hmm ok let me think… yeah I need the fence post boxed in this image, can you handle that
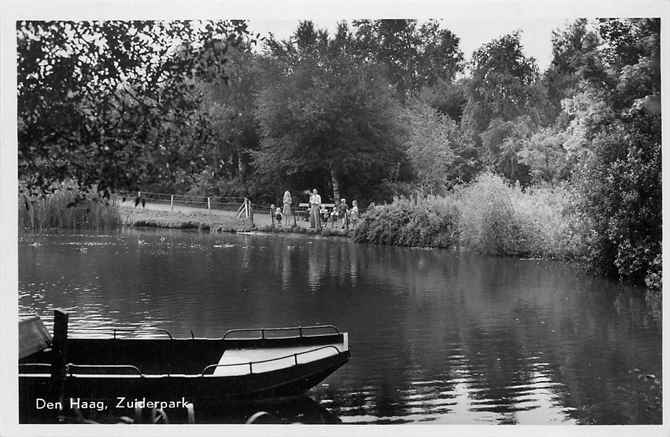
[170,195,174,211]
[248,199,254,226]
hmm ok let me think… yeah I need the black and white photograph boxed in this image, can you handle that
[1,0,667,434]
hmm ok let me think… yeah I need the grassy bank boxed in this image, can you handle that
[119,206,249,232]
[120,205,352,237]
[353,173,586,260]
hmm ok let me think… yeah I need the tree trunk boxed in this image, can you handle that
[330,167,340,202]
[237,152,247,183]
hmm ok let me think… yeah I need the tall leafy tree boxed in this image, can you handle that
[461,32,543,145]
[417,78,469,123]
[254,22,406,202]
[17,20,251,195]
[199,43,263,189]
[543,19,602,120]
[517,127,569,185]
[479,116,535,185]
[402,100,478,193]
[352,19,464,97]
[567,18,661,288]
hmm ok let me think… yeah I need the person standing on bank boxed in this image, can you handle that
[350,200,360,226]
[309,188,321,230]
[339,198,349,230]
[282,190,294,228]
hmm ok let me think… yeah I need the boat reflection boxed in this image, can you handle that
[194,395,342,424]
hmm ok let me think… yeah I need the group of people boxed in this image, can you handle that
[308,188,360,231]
[270,188,360,231]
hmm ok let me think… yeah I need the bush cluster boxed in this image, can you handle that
[354,172,585,260]
[353,195,460,248]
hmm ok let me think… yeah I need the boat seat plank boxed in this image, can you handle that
[213,343,344,376]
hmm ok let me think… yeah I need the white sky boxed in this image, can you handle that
[247,17,577,72]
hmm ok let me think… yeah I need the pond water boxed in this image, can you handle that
[19,229,662,424]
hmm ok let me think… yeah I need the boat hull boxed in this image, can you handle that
[20,331,349,422]
[20,352,348,403]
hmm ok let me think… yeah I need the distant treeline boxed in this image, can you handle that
[17,19,660,288]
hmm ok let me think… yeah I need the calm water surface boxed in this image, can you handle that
[19,229,662,424]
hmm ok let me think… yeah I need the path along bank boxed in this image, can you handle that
[120,205,352,237]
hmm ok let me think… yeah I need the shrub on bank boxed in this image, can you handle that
[455,173,523,255]
[19,183,121,232]
[353,172,586,259]
[353,195,459,248]
[455,173,585,258]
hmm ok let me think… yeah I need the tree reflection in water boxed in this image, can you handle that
[19,230,662,424]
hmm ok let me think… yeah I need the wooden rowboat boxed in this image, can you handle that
[19,313,350,416]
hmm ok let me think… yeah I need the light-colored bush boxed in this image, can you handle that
[455,172,585,257]
[354,172,586,259]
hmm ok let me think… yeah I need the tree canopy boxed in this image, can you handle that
[254,25,406,201]
[17,20,252,194]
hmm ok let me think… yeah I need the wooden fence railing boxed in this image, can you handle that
[116,191,272,213]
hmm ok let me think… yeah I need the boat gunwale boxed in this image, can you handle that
[19,341,349,378]
[97,324,341,341]
[18,351,351,380]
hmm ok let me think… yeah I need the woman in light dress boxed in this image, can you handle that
[282,190,293,228]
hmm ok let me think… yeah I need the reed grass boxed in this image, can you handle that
[19,185,121,232]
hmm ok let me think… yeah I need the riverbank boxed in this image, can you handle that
[21,185,657,291]
[119,204,351,237]
[120,204,244,232]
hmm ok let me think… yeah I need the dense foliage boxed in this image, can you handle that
[17,18,661,289]
[253,24,406,202]
[354,195,460,248]
[17,20,253,195]
[568,19,661,289]
[354,173,584,259]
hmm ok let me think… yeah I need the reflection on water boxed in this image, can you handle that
[23,395,340,425]
[194,396,342,424]
[19,229,662,424]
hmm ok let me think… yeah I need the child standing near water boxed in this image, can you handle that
[350,200,360,226]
